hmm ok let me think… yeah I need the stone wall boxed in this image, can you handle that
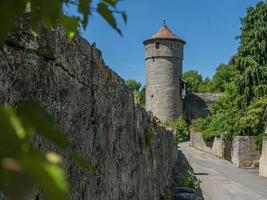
[231,136,260,168]
[260,137,267,177]
[191,133,260,168]
[184,93,222,121]
[190,132,227,159]
[0,15,176,200]
[194,93,223,106]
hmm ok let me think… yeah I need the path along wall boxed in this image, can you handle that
[190,133,260,168]
[0,14,176,200]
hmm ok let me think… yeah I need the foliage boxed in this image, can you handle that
[191,117,219,141]
[164,189,173,200]
[198,77,212,93]
[184,63,234,93]
[236,97,267,136]
[0,101,94,199]
[166,117,189,143]
[190,117,210,133]
[138,128,155,152]
[232,1,267,107]
[0,0,127,45]
[191,86,242,141]
[126,79,146,107]
[126,79,142,92]
[191,2,267,141]
[136,86,146,108]
[0,102,67,199]
[180,170,200,190]
[183,70,203,92]
[210,64,235,92]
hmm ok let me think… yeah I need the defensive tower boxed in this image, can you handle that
[143,22,185,121]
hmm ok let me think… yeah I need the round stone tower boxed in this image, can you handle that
[143,23,185,122]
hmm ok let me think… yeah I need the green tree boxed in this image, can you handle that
[183,70,203,92]
[232,1,267,107]
[165,117,189,143]
[192,1,267,141]
[198,77,212,93]
[211,64,234,92]
[0,0,127,45]
[126,80,146,107]
[126,79,142,92]
[136,86,146,108]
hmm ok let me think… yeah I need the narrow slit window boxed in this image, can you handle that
[155,42,160,49]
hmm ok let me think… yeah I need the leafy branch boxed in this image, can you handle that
[0,0,127,45]
[0,101,96,200]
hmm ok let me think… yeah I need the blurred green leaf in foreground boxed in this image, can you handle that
[0,0,127,45]
[0,101,94,200]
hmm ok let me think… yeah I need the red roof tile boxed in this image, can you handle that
[144,25,185,44]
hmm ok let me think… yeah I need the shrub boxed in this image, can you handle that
[180,170,200,190]
[190,117,210,133]
[166,117,189,143]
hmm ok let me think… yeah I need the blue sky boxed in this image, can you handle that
[71,0,261,86]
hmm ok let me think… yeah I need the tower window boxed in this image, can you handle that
[155,42,160,49]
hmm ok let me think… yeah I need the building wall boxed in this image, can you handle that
[145,40,184,121]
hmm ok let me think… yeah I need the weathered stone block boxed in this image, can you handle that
[190,132,229,159]
[232,136,260,168]
[260,137,267,177]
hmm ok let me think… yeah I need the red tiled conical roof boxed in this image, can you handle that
[144,25,185,44]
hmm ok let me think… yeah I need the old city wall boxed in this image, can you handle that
[0,15,177,200]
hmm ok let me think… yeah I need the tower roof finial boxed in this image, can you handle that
[163,17,166,26]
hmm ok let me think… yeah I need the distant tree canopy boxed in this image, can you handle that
[183,70,203,92]
[210,64,234,92]
[126,79,142,92]
[232,1,267,107]
[126,79,145,107]
[183,64,234,93]
[0,0,127,45]
[191,1,267,142]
